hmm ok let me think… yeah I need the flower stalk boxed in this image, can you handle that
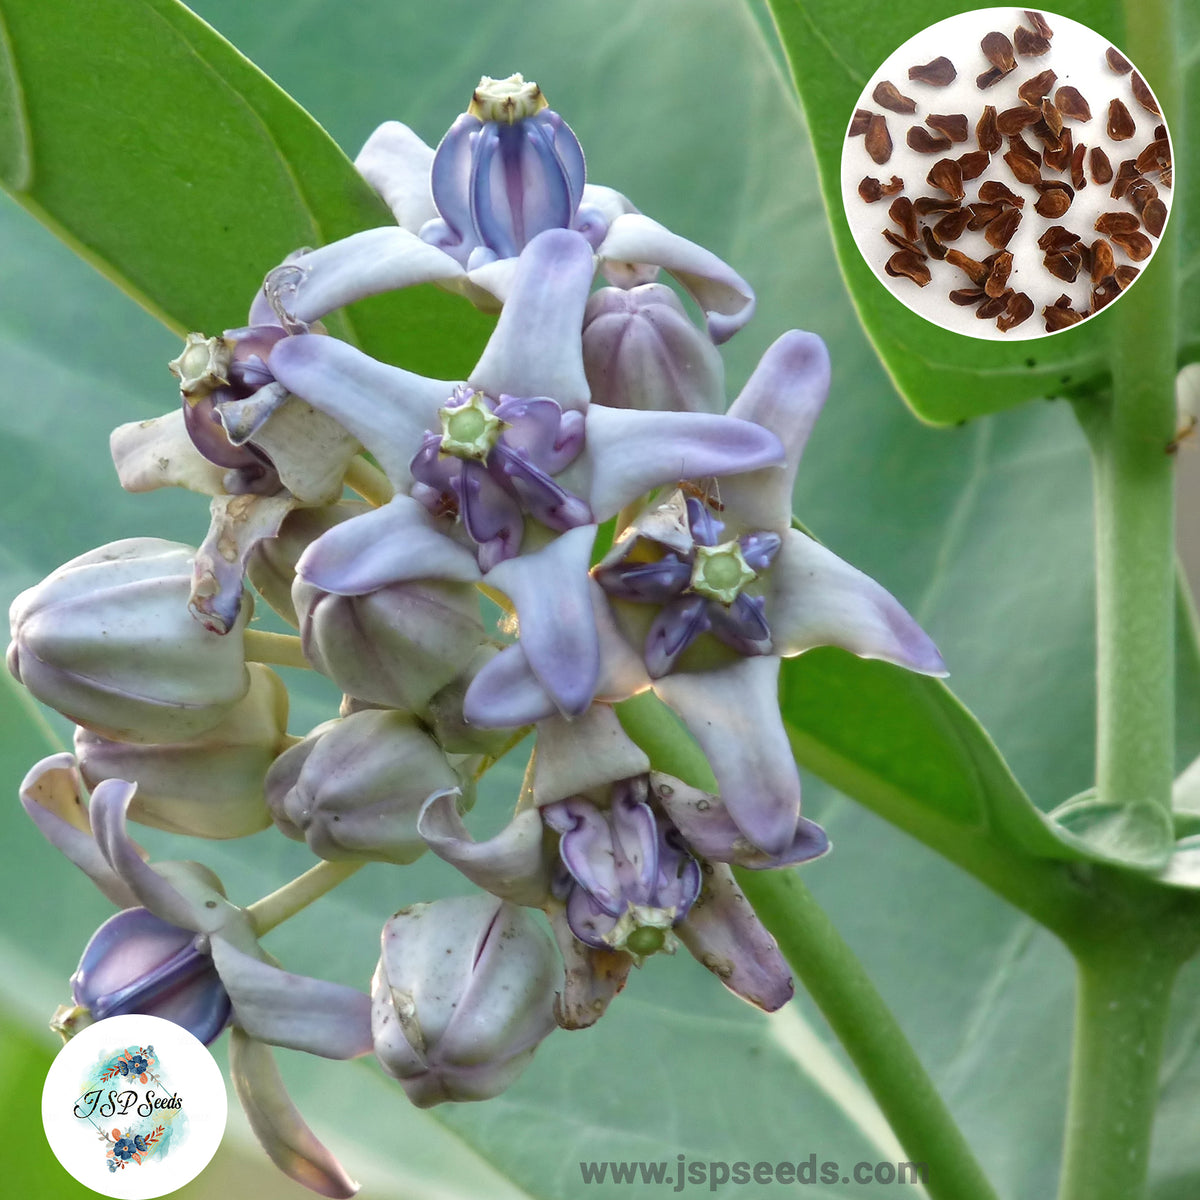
[244,629,313,671]
[246,860,365,936]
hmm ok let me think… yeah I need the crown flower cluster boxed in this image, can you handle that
[7,76,944,1197]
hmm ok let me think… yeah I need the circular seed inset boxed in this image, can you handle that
[842,7,1173,340]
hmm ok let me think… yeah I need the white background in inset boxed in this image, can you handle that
[840,6,1172,340]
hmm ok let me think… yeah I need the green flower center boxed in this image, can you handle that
[624,925,666,957]
[438,391,506,461]
[689,540,758,605]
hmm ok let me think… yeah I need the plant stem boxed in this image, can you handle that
[1057,936,1179,1200]
[736,868,1001,1200]
[244,629,311,671]
[246,860,364,936]
[343,455,394,507]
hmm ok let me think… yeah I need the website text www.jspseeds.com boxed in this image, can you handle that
[579,1156,929,1190]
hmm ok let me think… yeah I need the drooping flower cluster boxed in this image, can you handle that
[7,76,944,1197]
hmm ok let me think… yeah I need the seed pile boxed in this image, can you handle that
[847,10,1172,335]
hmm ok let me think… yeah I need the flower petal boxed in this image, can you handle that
[19,754,137,908]
[483,526,600,717]
[354,121,438,232]
[110,409,226,496]
[268,334,458,489]
[596,212,755,343]
[720,331,831,531]
[675,863,794,1011]
[580,405,784,522]
[229,1029,360,1199]
[461,643,560,727]
[770,529,947,675]
[418,789,550,905]
[545,906,632,1030]
[654,657,800,856]
[528,703,650,808]
[213,941,373,1059]
[469,228,595,412]
[297,496,481,596]
[268,227,463,325]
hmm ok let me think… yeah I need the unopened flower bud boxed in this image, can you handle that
[266,709,459,863]
[8,539,251,743]
[371,896,560,1107]
[583,284,724,413]
[294,576,488,712]
[74,664,290,839]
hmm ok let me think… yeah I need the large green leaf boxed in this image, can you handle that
[3,2,1200,1200]
[765,0,1200,423]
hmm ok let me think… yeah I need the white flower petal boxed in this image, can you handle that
[354,120,438,232]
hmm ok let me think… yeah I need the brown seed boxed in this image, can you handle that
[1131,73,1160,116]
[1038,224,1082,252]
[1106,47,1132,75]
[967,202,1004,231]
[885,250,932,286]
[1054,86,1091,124]
[997,104,1042,135]
[1030,117,1062,153]
[912,195,962,216]
[1071,143,1087,190]
[982,31,1016,71]
[881,176,906,195]
[1090,238,1115,283]
[1110,230,1153,261]
[1018,69,1057,105]
[873,80,917,114]
[977,106,1002,153]
[949,288,986,306]
[934,207,972,241]
[1126,177,1158,215]
[866,114,893,163]
[1025,11,1053,39]
[908,56,957,86]
[1095,210,1140,236]
[1035,187,1073,218]
[1090,146,1113,184]
[985,207,1023,248]
[1043,302,1084,332]
[1114,265,1140,288]
[979,180,1024,207]
[1091,277,1122,313]
[958,151,991,181]
[1043,128,1074,174]
[1004,150,1044,185]
[927,158,965,200]
[1014,26,1051,57]
[977,292,1012,319]
[1107,99,1136,141]
[985,250,1014,297]
[1076,240,1094,276]
[945,249,989,286]
[1041,98,1064,138]
[998,291,1034,332]
[907,126,953,154]
[1136,138,1170,176]
[884,228,924,255]
[1043,249,1082,282]
[889,196,918,241]
[1009,132,1042,164]
[1142,198,1167,238]
[849,109,873,137]
[976,65,1012,90]
[858,177,884,203]
[1110,158,1139,200]
[921,227,949,260]
[926,113,969,143]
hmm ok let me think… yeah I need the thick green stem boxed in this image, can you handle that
[246,860,364,935]
[737,869,1000,1200]
[1058,938,1179,1200]
[244,629,311,671]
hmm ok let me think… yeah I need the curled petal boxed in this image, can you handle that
[217,380,290,446]
[564,886,620,948]
[418,790,550,905]
[545,905,632,1029]
[484,526,600,717]
[528,703,650,808]
[459,459,525,568]
[708,593,772,658]
[297,496,481,596]
[269,335,457,489]
[19,754,136,908]
[461,642,559,728]
[675,863,794,1011]
[543,799,624,914]
[654,657,800,857]
[110,409,225,496]
[248,397,362,505]
[645,595,712,678]
[596,213,756,343]
[424,113,479,258]
[581,405,785,523]
[721,331,831,531]
[492,398,585,476]
[770,529,947,675]
[469,228,595,412]
[489,442,592,532]
[229,1029,359,1199]
[355,121,438,232]
[212,941,373,1059]
[593,553,690,603]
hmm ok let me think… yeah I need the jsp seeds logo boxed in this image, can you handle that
[42,1014,226,1199]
